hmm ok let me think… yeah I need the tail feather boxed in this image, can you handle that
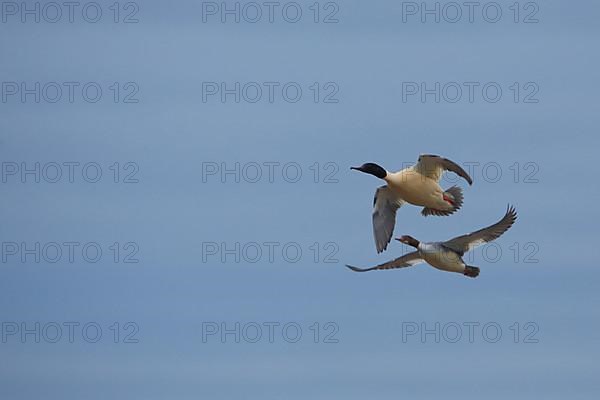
[463,265,480,278]
[421,186,464,217]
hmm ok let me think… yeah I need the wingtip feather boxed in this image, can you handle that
[506,204,518,221]
[346,264,367,272]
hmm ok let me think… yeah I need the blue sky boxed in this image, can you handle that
[1,1,599,398]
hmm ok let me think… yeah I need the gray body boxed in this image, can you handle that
[417,242,466,274]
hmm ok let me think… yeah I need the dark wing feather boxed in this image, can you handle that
[443,205,517,255]
[346,251,423,272]
[415,154,473,185]
[372,186,404,253]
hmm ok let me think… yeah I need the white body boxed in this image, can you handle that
[385,169,452,211]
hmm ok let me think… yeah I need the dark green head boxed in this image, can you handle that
[350,163,387,179]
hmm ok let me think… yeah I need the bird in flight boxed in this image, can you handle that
[351,154,473,253]
[346,206,517,278]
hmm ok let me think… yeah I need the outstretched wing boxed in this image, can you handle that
[414,154,473,185]
[443,205,517,255]
[346,251,423,272]
[372,186,405,253]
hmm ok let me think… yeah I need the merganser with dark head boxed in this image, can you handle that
[351,154,473,253]
[346,206,517,278]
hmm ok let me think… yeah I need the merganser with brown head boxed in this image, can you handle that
[351,154,473,253]
[346,206,517,278]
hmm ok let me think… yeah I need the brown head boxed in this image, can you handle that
[396,235,420,248]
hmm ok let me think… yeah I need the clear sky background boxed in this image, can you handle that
[1,0,599,398]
